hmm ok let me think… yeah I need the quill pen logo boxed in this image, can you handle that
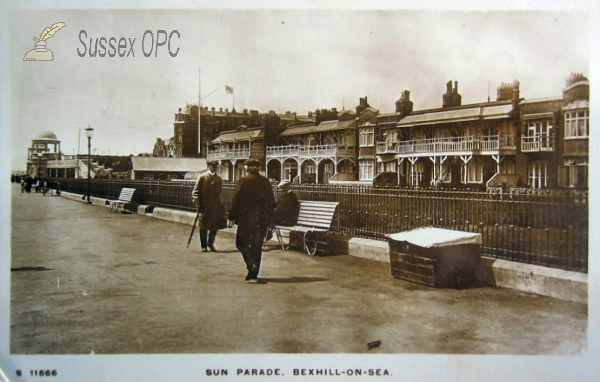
[23,22,66,61]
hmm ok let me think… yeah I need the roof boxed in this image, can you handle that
[520,96,563,105]
[34,131,59,141]
[523,112,556,121]
[280,119,356,136]
[211,128,263,143]
[46,159,79,169]
[562,100,589,111]
[131,157,207,172]
[398,102,513,127]
[359,106,379,114]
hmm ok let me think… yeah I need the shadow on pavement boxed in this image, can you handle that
[11,266,53,272]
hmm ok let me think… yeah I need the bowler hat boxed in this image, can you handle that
[244,158,263,167]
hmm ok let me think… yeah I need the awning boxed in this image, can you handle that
[280,119,356,137]
[523,112,555,121]
[398,107,481,127]
[398,103,514,127]
[481,104,513,120]
[211,129,263,143]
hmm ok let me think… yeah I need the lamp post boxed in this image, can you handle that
[36,152,42,180]
[85,126,94,204]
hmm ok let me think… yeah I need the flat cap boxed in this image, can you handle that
[244,158,263,167]
[277,180,291,188]
[207,160,219,166]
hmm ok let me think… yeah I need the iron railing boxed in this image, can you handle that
[54,178,588,273]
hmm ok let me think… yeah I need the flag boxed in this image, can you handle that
[225,85,234,94]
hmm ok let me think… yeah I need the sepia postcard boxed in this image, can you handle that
[1,1,598,381]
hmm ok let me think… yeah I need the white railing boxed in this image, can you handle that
[267,144,354,158]
[266,145,301,156]
[521,133,555,152]
[376,142,398,154]
[207,148,250,160]
[299,144,354,157]
[380,134,516,154]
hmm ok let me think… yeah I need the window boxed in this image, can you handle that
[467,163,483,183]
[528,162,548,189]
[359,128,374,147]
[304,162,316,174]
[220,162,230,181]
[381,161,397,173]
[359,160,374,180]
[283,161,298,181]
[441,162,452,183]
[565,110,589,138]
[410,161,425,187]
[565,161,587,188]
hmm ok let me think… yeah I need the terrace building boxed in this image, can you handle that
[388,80,520,189]
[207,125,267,182]
[266,107,358,183]
[173,104,261,158]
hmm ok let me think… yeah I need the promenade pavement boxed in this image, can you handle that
[10,184,587,354]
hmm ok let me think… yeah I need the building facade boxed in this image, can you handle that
[266,108,358,183]
[163,72,587,189]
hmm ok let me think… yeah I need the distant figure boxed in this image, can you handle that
[228,159,275,281]
[25,177,33,193]
[273,180,299,226]
[192,160,225,252]
[54,181,61,196]
[42,180,48,196]
[20,180,25,194]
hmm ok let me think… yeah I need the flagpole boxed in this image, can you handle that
[198,68,202,158]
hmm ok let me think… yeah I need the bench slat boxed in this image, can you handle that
[297,215,335,225]
[299,208,336,215]
[297,215,333,222]
[300,207,337,214]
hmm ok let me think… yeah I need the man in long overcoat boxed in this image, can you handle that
[228,159,275,281]
[192,160,225,252]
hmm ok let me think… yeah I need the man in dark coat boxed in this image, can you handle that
[228,159,275,281]
[273,180,299,226]
[192,160,225,252]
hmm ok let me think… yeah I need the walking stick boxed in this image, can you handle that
[187,207,202,248]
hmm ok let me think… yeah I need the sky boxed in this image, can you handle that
[6,6,590,171]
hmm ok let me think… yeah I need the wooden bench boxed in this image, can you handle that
[107,188,135,214]
[269,200,339,256]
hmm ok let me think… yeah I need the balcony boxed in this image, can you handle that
[299,144,354,157]
[207,148,250,161]
[267,145,300,157]
[521,133,555,153]
[377,135,516,156]
[267,144,355,159]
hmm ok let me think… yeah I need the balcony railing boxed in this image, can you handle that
[521,133,555,152]
[377,134,516,155]
[267,144,355,158]
[207,148,250,160]
[266,145,301,157]
[299,144,355,157]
